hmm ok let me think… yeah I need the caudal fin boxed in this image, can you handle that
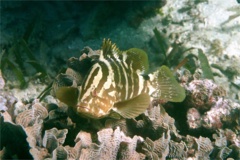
[150,65,186,102]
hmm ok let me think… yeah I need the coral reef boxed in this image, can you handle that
[1,0,240,159]
[1,91,239,159]
[16,101,48,128]
[183,77,240,131]
[1,48,240,159]
[78,127,144,160]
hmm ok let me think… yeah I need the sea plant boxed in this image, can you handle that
[153,28,196,71]
[153,28,214,80]
[1,56,27,89]
[0,19,48,89]
[37,82,53,101]
[198,49,214,80]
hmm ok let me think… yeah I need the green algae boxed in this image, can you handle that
[198,49,214,80]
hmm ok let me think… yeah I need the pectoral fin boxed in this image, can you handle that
[113,93,150,119]
[151,65,186,102]
[108,112,122,119]
[55,86,79,107]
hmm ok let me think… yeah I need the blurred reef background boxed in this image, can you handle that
[0,0,240,159]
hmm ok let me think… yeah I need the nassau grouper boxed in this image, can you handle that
[56,39,186,119]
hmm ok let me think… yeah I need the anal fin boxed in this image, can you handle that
[113,93,150,119]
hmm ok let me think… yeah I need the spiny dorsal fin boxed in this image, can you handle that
[101,40,149,73]
[55,86,79,107]
[113,93,150,119]
[101,39,120,57]
[124,48,149,73]
[150,65,186,102]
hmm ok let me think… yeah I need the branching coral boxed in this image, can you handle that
[142,130,170,159]
[202,98,240,130]
[78,127,144,160]
[185,135,213,159]
[1,93,239,159]
[42,128,68,153]
[185,79,219,111]
[184,79,240,131]
[15,101,48,127]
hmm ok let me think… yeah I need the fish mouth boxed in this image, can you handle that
[77,105,89,112]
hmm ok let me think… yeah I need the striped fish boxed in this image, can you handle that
[56,39,185,119]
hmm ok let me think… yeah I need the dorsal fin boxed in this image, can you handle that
[101,39,120,58]
[124,48,149,73]
[101,39,149,73]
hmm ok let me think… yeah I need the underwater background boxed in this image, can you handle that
[0,0,240,159]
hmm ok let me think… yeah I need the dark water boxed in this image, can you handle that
[1,1,166,76]
[1,1,164,47]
